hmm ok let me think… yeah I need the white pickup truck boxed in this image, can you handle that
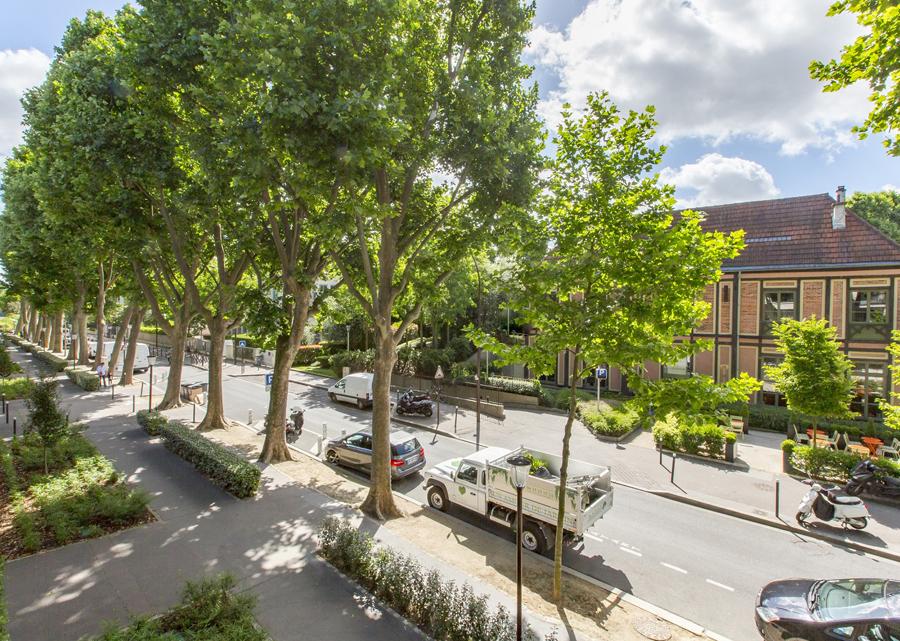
[423,446,613,554]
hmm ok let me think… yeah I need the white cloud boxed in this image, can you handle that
[528,0,871,154]
[0,49,51,160]
[660,153,780,207]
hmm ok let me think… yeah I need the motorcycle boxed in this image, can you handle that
[286,407,304,439]
[844,460,900,498]
[396,389,433,417]
[796,479,870,530]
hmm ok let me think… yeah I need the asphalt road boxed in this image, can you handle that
[135,360,900,641]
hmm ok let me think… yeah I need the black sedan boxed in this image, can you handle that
[756,578,899,640]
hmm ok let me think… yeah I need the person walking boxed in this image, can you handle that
[96,361,108,387]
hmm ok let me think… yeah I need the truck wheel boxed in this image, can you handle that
[427,486,448,512]
[521,521,548,555]
[328,392,337,402]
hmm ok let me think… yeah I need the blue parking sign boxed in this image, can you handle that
[596,367,608,379]
[265,373,273,386]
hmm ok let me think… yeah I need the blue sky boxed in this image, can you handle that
[1,0,897,206]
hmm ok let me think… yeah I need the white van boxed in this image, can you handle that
[90,341,151,374]
[327,372,374,409]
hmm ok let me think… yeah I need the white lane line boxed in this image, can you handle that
[660,562,687,574]
[706,579,735,592]
[619,547,643,557]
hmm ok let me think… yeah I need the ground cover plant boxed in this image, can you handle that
[88,573,267,641]
[0,432,151,558]
[0,378,32,401]
[0,348,21,378]
[578,403,640,439]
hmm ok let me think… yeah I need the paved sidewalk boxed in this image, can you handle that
[288,369,900,559]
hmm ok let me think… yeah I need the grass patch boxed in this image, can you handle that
[292,363,337,379]
[0,433,151,558]
[88,573,267,641]
[0,378,33,400]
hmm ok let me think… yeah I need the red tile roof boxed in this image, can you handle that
[684,193,900,271]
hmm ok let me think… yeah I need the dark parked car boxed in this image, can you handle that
[324,428,425,480]
[756,578,899,641]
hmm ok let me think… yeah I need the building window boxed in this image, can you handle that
[762,290,796,334]
[759,354,787,407]
[662,356,692,379]
[851,361,885,419]
[722,284,730,303]
[848,289,890,340]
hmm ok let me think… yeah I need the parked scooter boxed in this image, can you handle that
[286,407,304,438]
[844,460,900,498]
[396,389,433,417]
[796,479,870,530]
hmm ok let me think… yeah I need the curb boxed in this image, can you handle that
[652,490,900,563]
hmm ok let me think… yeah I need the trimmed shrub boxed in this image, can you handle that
[292,344,323,366]
[0,377,33,400]
[136,410,168,436]
[579,404,639,438]
[319,517,534,641]
[31,349,67,372]
[65,367,100,391]
[790,446,866,482]
[157,421,261,498]
[732,403,892,440]
[326,349,375,373]
[652,414,727,458]
[463,375,542,398]
[781,439,796,453]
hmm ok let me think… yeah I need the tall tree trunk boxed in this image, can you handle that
[119,308,143,386]
[77,309,89,366]
[260,290,310,464]
[198,319,231,431]
[67,303,78,361]
[53,311,64,353]
[360,321,402,520]
[157,311,191,410]
[27,308,38,342]
[14,300,26,336]
[47,314,57,350]
[95,262,107,366]
[108,305,136,377]
[553,347,579,603]
[36,313,46,348]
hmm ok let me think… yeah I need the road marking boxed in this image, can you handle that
[619,546,642,557]
[705,579,734,592]
[660,562,687,574]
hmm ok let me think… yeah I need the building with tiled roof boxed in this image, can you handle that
[552,187,900,418]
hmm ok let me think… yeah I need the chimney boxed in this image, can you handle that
[832,185,846,230]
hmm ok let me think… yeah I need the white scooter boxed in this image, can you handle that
[796,479,870,530]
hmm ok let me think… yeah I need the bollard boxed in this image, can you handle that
[670,452,676,484]
[111,384,115,399]
[659,448,663,465]
[132,395,136,414]
[140,381,145,397]
[248,409,253,425]
[13,418,16,437]
[775,480,781,519]
[5,403,8,424]
[1,394,5,412]
[454,407,459,434]
[193,403,197,424]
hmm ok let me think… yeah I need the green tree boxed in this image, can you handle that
[764,317,855,447]
[848,190,900,242]
[810,0,900,156]
[25,379,69,474]
[879,330,900,432]
[470,92,743,601]
[631,373,761,426]
[319,0,542,520]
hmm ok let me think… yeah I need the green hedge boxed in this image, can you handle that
[319,517,533,641]
[731,403,893,440]
[326,349,375,373]
[0,377,33,400]
[156,421,261,498]
[136,410,168,436]
[652,414,727,458]
[458,375,542,398]
[65,367,100,392]
[31,348,67,372]
[292,344,323,366]
[790,445,900,483]
[579,404,640,438]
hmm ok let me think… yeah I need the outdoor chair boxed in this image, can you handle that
[842,431,862,449]
[877,438,899,460]
[820,431,840,450]
[790,424,809,445]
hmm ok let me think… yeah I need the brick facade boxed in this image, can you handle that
[801,280,825,320]
[739,281,760,335]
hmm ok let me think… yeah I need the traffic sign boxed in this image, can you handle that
[238,339,247,348]
[265,373,273,386]
[596,367,608,379]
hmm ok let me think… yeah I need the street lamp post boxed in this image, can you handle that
[506,453,531,641]
[434,365,444,429]
[345,324,350,351]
